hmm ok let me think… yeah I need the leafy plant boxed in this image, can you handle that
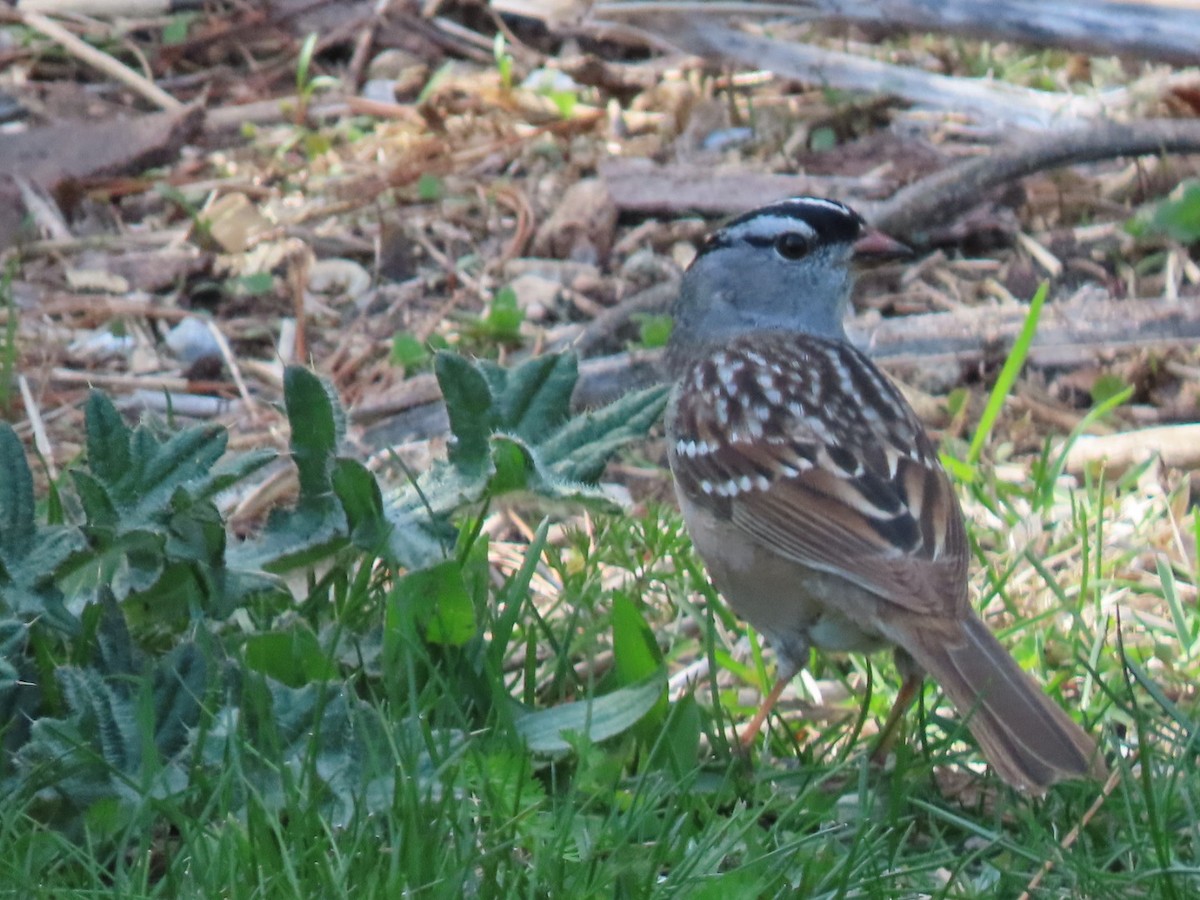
[1128,179,1200,243]
[294,32,339,120]
[0,426,83,633]
[475,285,525,344]
[389,331,431,374]
[416,173,443,201]
[493,33,515,91]
[542,87,578,120]
[65,392,275,615]
[522,69,582,120]
[10,593,207,834]
[0,351,668,852]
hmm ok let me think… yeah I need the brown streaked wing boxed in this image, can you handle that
[730,471,967,618]
[671,336,970,618]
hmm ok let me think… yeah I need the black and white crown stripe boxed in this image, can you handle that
[697,197,866,258]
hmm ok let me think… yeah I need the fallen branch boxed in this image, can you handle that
[645,17,1096,128]
[852,293,1200,374]
[0,105,204,190]
[589,0,1200,66]
[12,9,182,110]
[1062,425,1200,477]
[360,293,1200,447]
[14,0,183,14]
[870,119,1200,242]
[598,158,890,215]
[599,120,1200,243]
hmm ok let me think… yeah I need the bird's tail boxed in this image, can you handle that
[896,614,1106,793]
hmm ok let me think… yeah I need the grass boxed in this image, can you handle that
[6,8,1197,895]
[3,367,1199,898]
[4,458,1195,900]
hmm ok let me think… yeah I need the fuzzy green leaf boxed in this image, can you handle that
[230,368,358,577]
[83,394,233,519]
[383,491,455,570]
[486,352,575,442]
[540,383,669,484]
[0,425,84,633]
[1130,179,1200,243]
[152,642,207,759]
[395,353,667,536]
[78,392,238,533]
[84,392,132,487]
[233,496,347,574]
[332,458,391,552]
[284,366,343,499]
[388,558,476,647]
[243,625,337,686]
[436,352,496,475]
[68,392,274,608]
[486,434,616,511]
[0,522,82,633]
[436,352,579,474]
[0,424,34,551]
[94,592,139,679]
[70,469,118,528]
[199,678,447,828]
[203,449,277,498]
[13,625,209,827]
[56,666,139,775]
[0,618,36,753]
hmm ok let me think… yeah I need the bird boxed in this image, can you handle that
[663,196,1105,793]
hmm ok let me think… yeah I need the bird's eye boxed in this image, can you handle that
[773,232,810,260]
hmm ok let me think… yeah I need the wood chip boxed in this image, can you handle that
[1064,424,1200,477]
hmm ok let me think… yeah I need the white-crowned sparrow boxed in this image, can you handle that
[665,197,1105,793]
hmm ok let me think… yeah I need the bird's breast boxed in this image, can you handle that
[675,487,891,667]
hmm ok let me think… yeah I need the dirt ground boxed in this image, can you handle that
[4,5,1200,509]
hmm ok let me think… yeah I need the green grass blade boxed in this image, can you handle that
[966,281,1048,468]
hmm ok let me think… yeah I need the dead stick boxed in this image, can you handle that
[1063,425,1200,477]
[15,10,181,110]
[358,294,1200,446]
[871,120,1200,242]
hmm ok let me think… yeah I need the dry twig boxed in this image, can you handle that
[14,9,182,110]
[871,119,1200,242]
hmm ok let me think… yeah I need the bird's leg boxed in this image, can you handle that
[739,658,800,749]
[869,651,924,765]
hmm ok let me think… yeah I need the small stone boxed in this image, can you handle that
[521,68,579,93]
[308,258,372,306]
[619,248,677,285]
[67,330,135,363]
[507,274,562,321]
[204,193,271,254]
[361,79,398,104]
[165,316,221,365]
[367,48,425,81]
